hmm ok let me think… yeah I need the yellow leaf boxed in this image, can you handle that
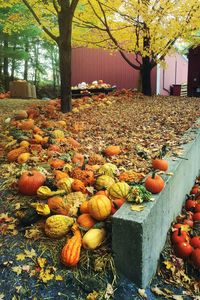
[130,204,145,212]
[25,228,41,239]
[12,266,22,275]
[37,257,47,268]
[16,253,26,261]
[55,274,63,281]
[24,248,37,259]
[138,288,148,298]
[163,260,175,270]
[38,268,54,283]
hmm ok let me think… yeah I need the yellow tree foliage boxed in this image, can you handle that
[73,0,200,94]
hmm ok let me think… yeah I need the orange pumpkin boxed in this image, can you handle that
[79,201,89,214]
[144,172,165,194]
[7,147,28,162]
[18,170,46,195]
[152,159,168,171]
[72,168,95,186]
[50,158,65,169]
[71,153,85,167]
[88,195,112,220]
[71,179,87,193]
[18,119,35,130]
[67,137,81,148]
[77,213,97,229]
[104,145,121,157]
[61,223,82,267]
[47,196,70,215]
[53,170,68,181]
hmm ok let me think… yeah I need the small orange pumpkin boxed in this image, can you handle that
[144,172,165,194]
[7,147,28,162]
[71,179,87,193]
[71,153,85,167]
[79,201,89,214]
[50,158,65,169]
[152,159,168,171]
[47,196,70,215]
[77,213,97,229]
[104,145,121,157]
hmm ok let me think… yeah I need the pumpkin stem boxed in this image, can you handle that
[178,227,182,236]
[151,171,156,179]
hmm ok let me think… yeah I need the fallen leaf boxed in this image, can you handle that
[55,274,63,281]
[138,288,148,298]
[38,268,54,283]
[130,204,145,212]
[37,257,47,268]
[12,266,22,275]
[16,253,26,261]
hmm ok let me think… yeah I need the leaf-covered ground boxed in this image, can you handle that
[0,93,200,300]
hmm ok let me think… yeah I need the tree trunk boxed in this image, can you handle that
[141,56,152,96]
[3,37,9,91]
[24,42,29,81]
[58,5,72,113]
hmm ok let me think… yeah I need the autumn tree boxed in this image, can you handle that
[73,0,200,95]
[1,0,80,112]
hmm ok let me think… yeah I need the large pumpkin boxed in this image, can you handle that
[109,181,130,199]
[88,195,111,220]
[18,170,46,195]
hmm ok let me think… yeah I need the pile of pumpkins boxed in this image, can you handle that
[4,102,168,267]
[171,179,200,270]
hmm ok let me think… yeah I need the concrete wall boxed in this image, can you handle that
[112,121,200,287]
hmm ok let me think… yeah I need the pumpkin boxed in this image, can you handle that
[33,134,43,143]
[191,248,200,268]
[88,153,105,165]
[88,195,111,220]
[174,242,193,259]
[30,144,43,152]
[119,170,145,182]
[111,198,125,214]
[44,215,74,238]
[95,175,115,191]
[82,228,106,250]
[72,168,95,186]
[37,186,65,198]
[67,137,81,148]
[47,196,70,215]
[109,182,130,199]
[18,170,46,195]
[104,145,121,157]
[53,170,68,182]
[50,158,65,169]
[61,223,82,267]
[144,172,165,194]
[48,144,61,152]
[19,119,35,130]
[7,146,28,162]
[71,179,87,193]
[56,178,74,193]
[152,159,168,171]
[14,110,28,120]
[190,236,200,249]
[52,129,65,139]
[77,213,97,229]
[57,120,67,127]
[97,163,118,178]
[17,152,30,164]
[71,153,85,167]
[79,201,89,214]
[95,190,108,196]
[185,199,197,211]
[20,140,30,148]
[171,228,190,244]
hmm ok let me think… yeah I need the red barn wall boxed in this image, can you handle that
[71,47,187,95]
[72,48,141,90]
